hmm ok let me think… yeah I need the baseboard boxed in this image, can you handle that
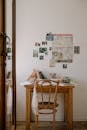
[73,121,87,127]
[16,121,87,127]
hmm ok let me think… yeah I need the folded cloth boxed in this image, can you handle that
[20,81,32,86]
[7,86,12,114]
[31,82,38,115]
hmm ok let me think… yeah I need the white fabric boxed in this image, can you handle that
[31,83,38,115]
[20,81,38,115]
[7,86,12,114]
[20,81,32,86]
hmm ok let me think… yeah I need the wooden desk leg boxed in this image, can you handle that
[64,93,68,122]
[26,89,31,130]
[68,88,73,130]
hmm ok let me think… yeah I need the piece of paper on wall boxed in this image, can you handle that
[33,49,38,57]
[74,46,80,54]
[46,32,54,41]
[49,59,56,67]
[51,34,73,64]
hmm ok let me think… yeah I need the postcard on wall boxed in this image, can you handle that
[39,55,44,60]
[74,46,80,54]
[52,34,73,63]
[46,32,54,41]
[33,49,38,57]
[53,34,73,47]
[39,47,47,53]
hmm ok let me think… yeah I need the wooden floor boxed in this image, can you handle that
[16,121,87,130]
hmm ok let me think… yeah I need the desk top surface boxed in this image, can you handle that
[24,83,74,89]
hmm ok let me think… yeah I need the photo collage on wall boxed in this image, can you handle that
[33,32,80,68]
[33,41,49,61]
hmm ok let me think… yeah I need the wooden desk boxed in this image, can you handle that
[24,84,74,130]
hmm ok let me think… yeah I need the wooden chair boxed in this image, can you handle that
[35,79,59,130]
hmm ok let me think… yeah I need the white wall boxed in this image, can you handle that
[16,0,87,121]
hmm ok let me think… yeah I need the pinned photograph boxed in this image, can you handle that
[42,41,47,45]
[33,49,38,57]
[49,47,52,51]
[74,46,80,54]
[46,32,54,41]
[39,47,47,53]
[35,42,40,46]
[39,55,44,60]
[63,64,67,69]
